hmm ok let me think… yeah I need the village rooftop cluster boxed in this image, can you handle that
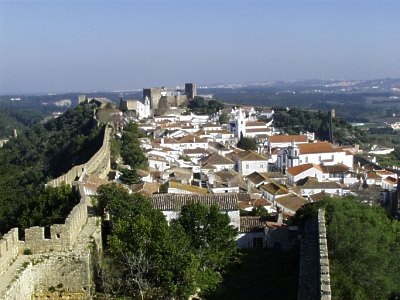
[83,85,399,249]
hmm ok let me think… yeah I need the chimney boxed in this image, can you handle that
[209,172,215,184]
[276,206,283,224]
[13,129,17,138]
[247,178,251,194]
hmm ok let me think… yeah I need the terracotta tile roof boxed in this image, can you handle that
[169,182,208,194]
[260,182,289,195]
[240,216,268,233]
[269,135,308,143]
[298,142,342,154]
[183,148,211,155]
[232,150,269,161]
[202,122,221,128]
[202,163,217,170]
[287,164,322,176]
[383,176,398,184]
[246,122,268,127]
[208,142,228,150]
[207,129,233,134]
[136,169,150,177]
[262,172,287,179]
[151,193,244,211]
[319,163,349,174]
[367,171,382,179]
[376,170,396,177]
[199,153,235,166]
[82,174,113,193]
[177,134,208,143]
[274,193,308,212]
[214,170,240,182]
[245,172,270,185]
[246,128,273,133]
[309,192,329,202]
[296,177,342,189]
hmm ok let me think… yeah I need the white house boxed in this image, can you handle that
[277,141,353,174]
[199,153,236,172]
[231,150,269,176]
[295,177,344,197]
[150,193,246,229]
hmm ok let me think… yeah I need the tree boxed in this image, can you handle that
[97,184,202,299]
[177,202,238,294]
[237,137,257,150]
[218,113,230,125]
[119,168,142,185]
[291,196,400,300]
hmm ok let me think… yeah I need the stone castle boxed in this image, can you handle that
[120,83,197,117]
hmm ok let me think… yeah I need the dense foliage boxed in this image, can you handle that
[292,197,400,300]
[0,107,45,137]
[187,97,224,115]
[120,121,147,169]
[97,183,238,299]
[237,137,257,150]
[0,103,104,235]
[273,107,367,145]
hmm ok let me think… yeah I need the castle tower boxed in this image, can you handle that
[143,88,162,110]
[144,96,150,118]
[78,95,86,104]
[185,83,197,100]
[236,108,246,138]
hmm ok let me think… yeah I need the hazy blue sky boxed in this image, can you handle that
[1,1,399,94]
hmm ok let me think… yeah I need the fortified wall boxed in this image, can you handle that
[298,209,331,300]
[47,126,111,187]
[0,121,111,299]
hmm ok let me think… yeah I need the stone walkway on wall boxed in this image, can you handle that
[0,254,31,296]
[0,211,102,300]
[298,216,320,300]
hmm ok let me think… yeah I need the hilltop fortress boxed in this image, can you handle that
[120,83,197,117]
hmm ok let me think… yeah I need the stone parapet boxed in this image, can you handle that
[318,209,331,299]
[298,208,331,300]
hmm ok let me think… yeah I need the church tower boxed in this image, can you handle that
[144,96,150,118]
[287,140,300,168]
[236,108,246,138]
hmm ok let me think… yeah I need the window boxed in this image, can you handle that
[246,164,250,170]
[260,164,264,169]
[305,157,308,163]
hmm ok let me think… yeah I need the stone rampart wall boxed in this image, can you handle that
[0,183,90,273]
[46,126,111,188]
[318,209,331,299]
[298,209,331,300]
[0,229,19,277]
[2,239,93,300]
[22,184,89,253]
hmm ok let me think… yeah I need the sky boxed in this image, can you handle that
[1,1,399,94]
